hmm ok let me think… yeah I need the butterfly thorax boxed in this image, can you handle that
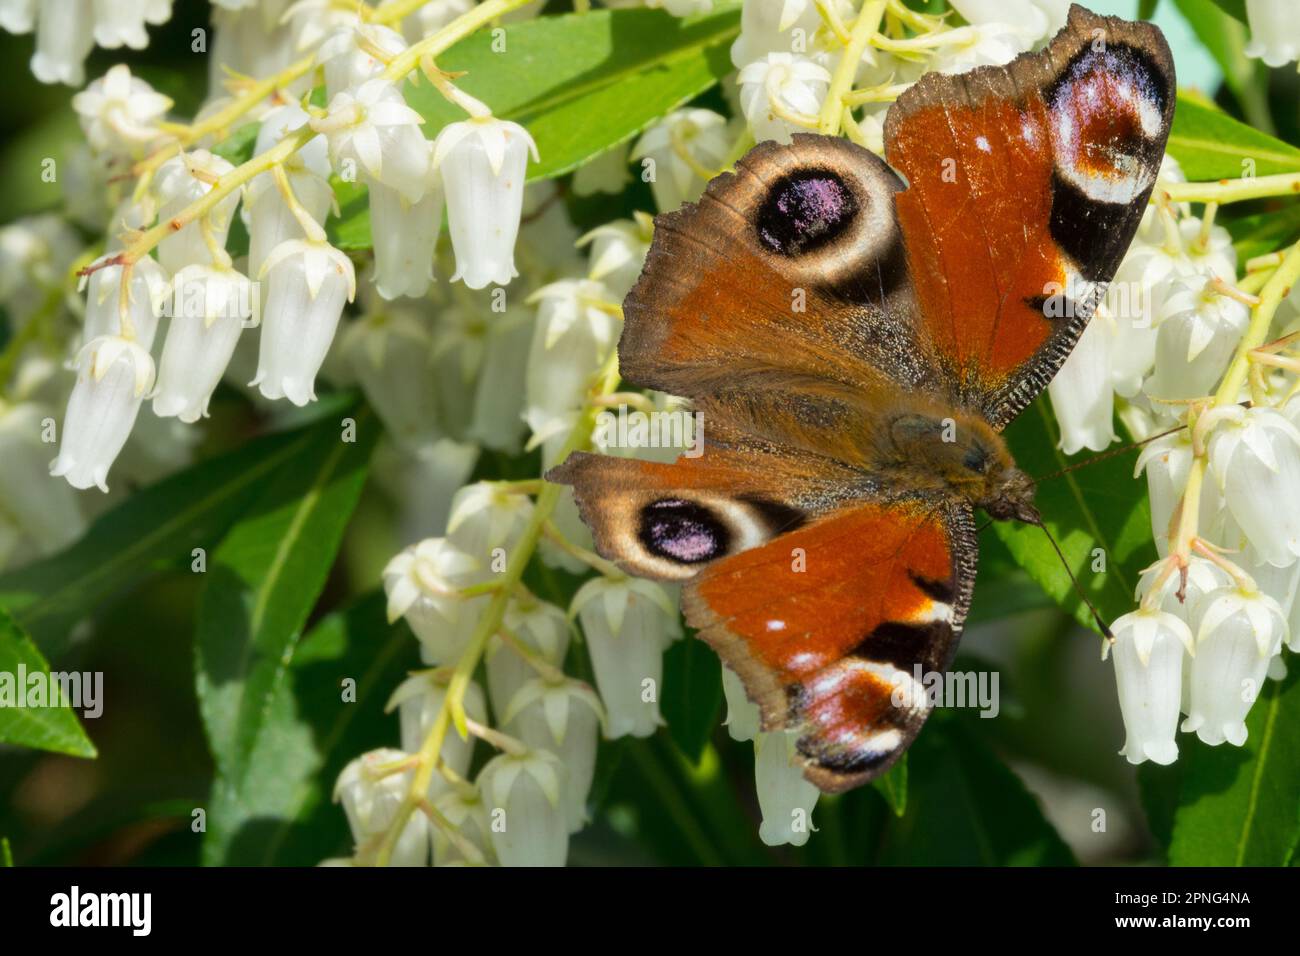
[879,406,1039,525]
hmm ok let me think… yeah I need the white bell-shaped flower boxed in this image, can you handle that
[1244,0,1300,67]
[80,254,168,350]
[737,52,829,144]
[31,0,94,86]
[339,307,441,452]
[315,21,408,101]
[929,22,1036,74]
[152,264,253,422]
[0,215,82,319]
[400,0,473,44]
[631,109,730,212]
[1183,583,1287,746]
[429,787,494,866]
[0,0,36,33]
[1207,406,1300,567]
[432,117,538,290]
[524,278,619,444]
[1107,607,1192,765]
[72,64,171,158]
[503,676,603,833]
[0,402,85,553]
[578,216,652,302]
[252,239,356,405]
[91,0,152,49]
[1048,303,1116,454]
[334,748,428,866]
[319,78,430,203]
[244,103,332,280]
[572,576,676,738]
[446,482,534,568]
[468,305,532,453]
[948,0,1069,43]
[754,730,819,847]
[367,169,441,300]
[1145,275,1248,403]
[1135,430,1225,556]
[153,149,239,274]
[487,598,570,724]
[387,672,486,797]
[477,748,568,866]
[730,0,823,69]
[722,665,761,742]
[571,143,631,198]
[383,536,483,663]
[50,335,154,492]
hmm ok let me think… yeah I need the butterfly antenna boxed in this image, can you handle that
[1032,423,1186,485]
[1032,517,1114,640]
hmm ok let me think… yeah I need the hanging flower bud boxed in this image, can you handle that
[339,306,442,453]
[432,117,538,290]
[1106,607,1192,765]
[477,748,568,866]
[1135,430,1225,556]
[1207,406,1300,567]
[1048,302,1116,454]
[50,335,154,492]
[1145,275,1249,403]
[30,0,94,86]
[153,149,240,274]
[318,78,430,203]
[631,109,730,212]
[387,672,486,797]
[152,264,253,422]
[524,278,619,453]
[578,216,652,302]
[72,64,171,158]
[252,239,356,405]
[929,23,1036,74]
[429,787,494,866]
[722,665,761,742]
[315,21,408,101]
[1183,583,1287,746]
[383,537,483,663]
[368,170,442,300]
[737,52,829,144]
[487,598,570,724]
[754,730,819,847]
[446,481,534,568]
[334,748,428,866]
[244,103,332,281]
[571,576,676,738]
[948,0,1068,44]
[571,143,631,198]
[0,402,85,553]
[468,304,532,453]
[0,0,36,34]
[1244,0,1300,67]
[730,0,823,69]
[80,254,168,350]
[503,677,603,832]
[91,0,153,49]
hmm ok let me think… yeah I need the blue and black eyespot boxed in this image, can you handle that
[638,498,730,565]
[756,169,859,258]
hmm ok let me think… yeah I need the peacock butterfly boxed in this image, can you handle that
[548,5,1175,792]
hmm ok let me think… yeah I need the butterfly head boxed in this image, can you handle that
[979,467,1040,526]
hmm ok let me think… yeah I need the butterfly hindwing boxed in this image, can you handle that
[885,3,1175,425]
[683,497,977,792]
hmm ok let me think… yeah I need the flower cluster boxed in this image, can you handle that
[5,0,1300,866]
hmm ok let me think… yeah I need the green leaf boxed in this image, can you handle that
[200,593,416,866]
[877,716,1075,865]
[995,398,1157,632]
[334,6,740,248]
[211,121,258,166]
[1169,96,1300,180]
[871,754,908,817]
[1206,0,1248,23]
[0,608,95,758]
[0,402,357,654]
[1138,0,1160,19]
[196,408,378,865]
[1167,668,1300,866]
[1226,202,1300,262]
[661,632,723,763]
[0,837,11,867]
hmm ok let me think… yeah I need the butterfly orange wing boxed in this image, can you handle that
[885,4,1174,425]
